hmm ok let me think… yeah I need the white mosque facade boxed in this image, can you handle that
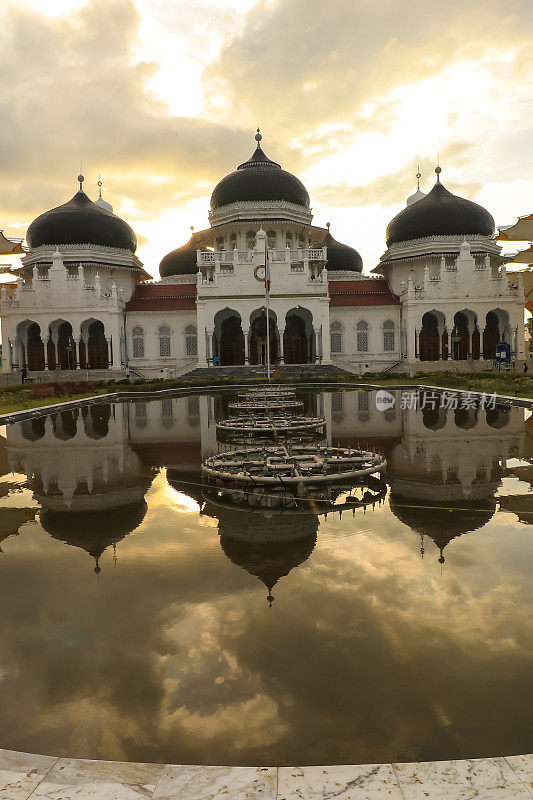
[0,133,525,377]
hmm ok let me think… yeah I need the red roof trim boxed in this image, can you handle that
[329,279,399,307]
[126,283,197,311]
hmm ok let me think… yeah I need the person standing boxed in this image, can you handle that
[21,366,27,383]
[125,365,130,379]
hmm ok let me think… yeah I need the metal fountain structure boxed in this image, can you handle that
[228,397,305,413]
[204,385,387,497]
[203,444,386,489]
[216,413,326,440]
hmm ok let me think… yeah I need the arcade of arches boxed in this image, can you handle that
[15,319,112,371]
[418,309,513,362]
[212,308,318,367]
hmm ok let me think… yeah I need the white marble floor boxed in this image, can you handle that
[1,749,533,800]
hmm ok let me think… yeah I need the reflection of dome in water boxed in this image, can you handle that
[389,494,495,561]
[216,508,318,606]
[39,500,147,573]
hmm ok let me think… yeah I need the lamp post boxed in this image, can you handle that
[451,327,461,361]
[65,334,74,370]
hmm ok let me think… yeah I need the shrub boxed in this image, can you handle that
[30,384,57,399]
[1,384,26,394]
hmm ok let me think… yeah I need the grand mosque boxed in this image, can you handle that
[0,131,525,377]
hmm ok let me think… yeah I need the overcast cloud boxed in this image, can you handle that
[0,0,531,274]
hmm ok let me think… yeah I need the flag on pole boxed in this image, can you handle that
[264,239,271,298]
[264,236,271,379]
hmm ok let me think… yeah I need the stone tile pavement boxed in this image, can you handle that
[1,748,533,799]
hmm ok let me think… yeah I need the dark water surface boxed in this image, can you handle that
[0,389,533,766]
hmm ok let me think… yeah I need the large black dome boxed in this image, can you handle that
[211,132,310,210]
[386,177,495,247]
[159,235,203,278]
[27,181,137,252]
[323,227,363,272]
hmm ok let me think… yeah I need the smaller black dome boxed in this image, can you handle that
[159,235,204,278]
[323,228,363,272]
[27,187,137,252]
[211,133,310,209]
[386,178,495,247]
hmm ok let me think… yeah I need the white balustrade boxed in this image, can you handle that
[197,247,326,267]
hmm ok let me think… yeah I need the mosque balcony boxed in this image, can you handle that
[0,280,124,310]
[197,246,327,268]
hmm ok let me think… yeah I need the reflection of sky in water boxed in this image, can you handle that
[0,391,532,766]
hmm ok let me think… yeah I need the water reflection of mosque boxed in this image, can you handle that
[330,390,524,563]
[3,389,528,587]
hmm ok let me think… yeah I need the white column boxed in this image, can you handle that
[406,316,417,361]
[41,339,48,370]
[279,328,285,363]
[106,337,113,367]
[206,331,214,365]
[13,337,20,369]
[197,326,207,367]
[50,336,58,370]
[313,328,320,363]
[243,329,250,363]
[73,337,80,369]
[322,323,331,364]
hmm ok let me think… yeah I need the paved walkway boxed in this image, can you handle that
[1,748,533,799]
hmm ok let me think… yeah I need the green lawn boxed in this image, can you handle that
[1,369,532,416]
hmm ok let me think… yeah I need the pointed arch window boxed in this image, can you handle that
[330,321,343,354]
[158,325,171,357]
[356,320,369,352]
[383,319,396,352]
[185,324,198,357]
[132,325,144,358]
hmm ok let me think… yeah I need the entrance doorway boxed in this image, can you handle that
[284,313,311,364]
[250,311,278,365]
[219,316,245,366]
[87,321,108,369]
[419,313,440,361]
[26,323,45,371]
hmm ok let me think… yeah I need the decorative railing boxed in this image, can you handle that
[197,247,327,266]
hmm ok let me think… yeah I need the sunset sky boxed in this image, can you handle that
[1,0,532,278]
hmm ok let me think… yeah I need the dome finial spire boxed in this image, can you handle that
[435,155,442,182]
[77,169,84,192]
[326,221,331,230]
[255,127,262,148]
[97,174,103,198]
[416,165,421,190]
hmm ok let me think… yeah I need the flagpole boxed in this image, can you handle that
[265,237,271,380]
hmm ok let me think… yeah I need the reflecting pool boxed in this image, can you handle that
[0,389,533,766]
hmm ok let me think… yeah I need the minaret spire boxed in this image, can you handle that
[255,127,262,148]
